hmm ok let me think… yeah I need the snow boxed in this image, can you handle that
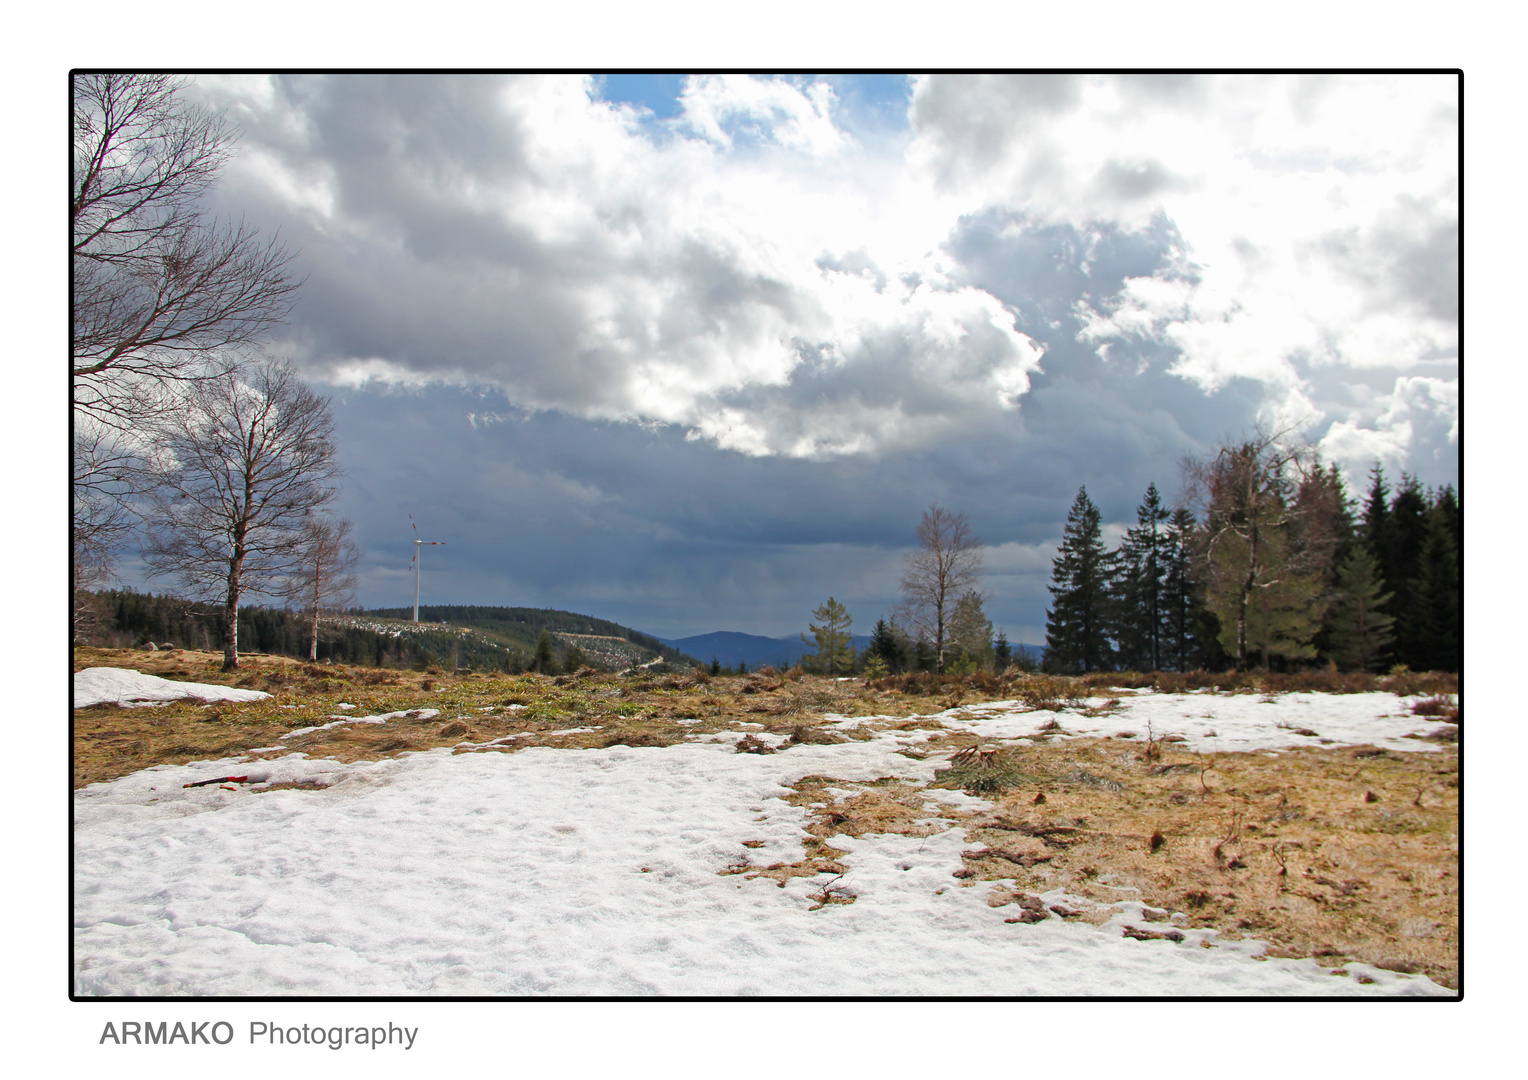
[73,666,272,708]
[939,690,1449,754]
[72,689,1455,997]
[282,708,440,738]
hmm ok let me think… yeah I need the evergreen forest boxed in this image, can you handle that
[1043,459,1460,675]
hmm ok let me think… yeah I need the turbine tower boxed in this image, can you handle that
[409,515,445,623]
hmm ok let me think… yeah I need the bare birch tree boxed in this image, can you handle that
[277,516,361,662]
[143,358,339,670]
[897,504,983,673]
[73,74,301,597]
[73,73,299,427]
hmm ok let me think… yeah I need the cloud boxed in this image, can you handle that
[191,74,1066,461]
[1319,375,1459,487]
[186,73,1454,489]
[677,75,846,157]
[911,74,1457,444]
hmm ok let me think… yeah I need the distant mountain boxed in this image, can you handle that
[656,630,873,669]
[658,629,1045,670]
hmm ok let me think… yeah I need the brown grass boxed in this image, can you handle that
[774,735,1458,988]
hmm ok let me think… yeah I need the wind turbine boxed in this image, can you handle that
[409,515,445,623]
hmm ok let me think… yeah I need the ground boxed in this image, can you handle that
[71,647,1459,995]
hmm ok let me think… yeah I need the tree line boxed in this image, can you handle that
[791,433,1457,679]
[73,74,357,670]
[1043,433,1459,674]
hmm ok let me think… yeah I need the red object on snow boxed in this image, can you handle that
[183,775,249,788]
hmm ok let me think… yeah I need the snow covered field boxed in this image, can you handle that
[73,681,1455,997]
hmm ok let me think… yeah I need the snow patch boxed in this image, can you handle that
[74,667,272,708]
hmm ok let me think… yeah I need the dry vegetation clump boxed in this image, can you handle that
[932,747,1041,796]
[1411,696,1460,726]
[1011,675,1087,712]
[869,671,981,696]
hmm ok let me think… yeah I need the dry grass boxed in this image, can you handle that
[780,736,1458,988]
[73,646,1458,988]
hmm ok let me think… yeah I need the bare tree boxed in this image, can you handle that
[277,516,361,662]
[897,504,983,673]
[73,74,300,428]
[72,428,138,618]
[73,74,302,603]
[1184,428,1343,669]
[143,357,340,670]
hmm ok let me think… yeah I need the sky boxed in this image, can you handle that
[141,73,1459,642]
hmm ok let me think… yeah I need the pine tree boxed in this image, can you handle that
[866,618,904,674]
[1434,483,1461,552]
[1325,545,1396,672]
[531,630,558,674]
[993,629,1013,672]
[1361,463,1391,562]
[1045,487,1114,673]
[1386,475,1431,668]
[947,590,993,670]
[1161,507,1199,671]
[802,597,855,675]
[1410,500,1461,672]
[1113,483,1171,671]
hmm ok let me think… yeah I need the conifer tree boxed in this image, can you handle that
[1113,483,1171,671]
[1161,507,1199,671]
[1434,484,1461,552]
[1325,545,1395,672]
[947,590,993,669]
[1361,463,1391,561]
[1044,487,1113,673]
[531,630,558,674]
[1386,475,1430,668]
[993,629,1013,672]
[1411,501,1461,672]
[802,597,855,675]
[866,618,905,674]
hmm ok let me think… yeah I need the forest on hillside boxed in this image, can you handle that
[76,591,693,674]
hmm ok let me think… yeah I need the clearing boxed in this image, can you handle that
[72,648,1459,996]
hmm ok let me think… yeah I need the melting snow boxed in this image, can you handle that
[72,688,1455,997]
[73,667,272,708]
